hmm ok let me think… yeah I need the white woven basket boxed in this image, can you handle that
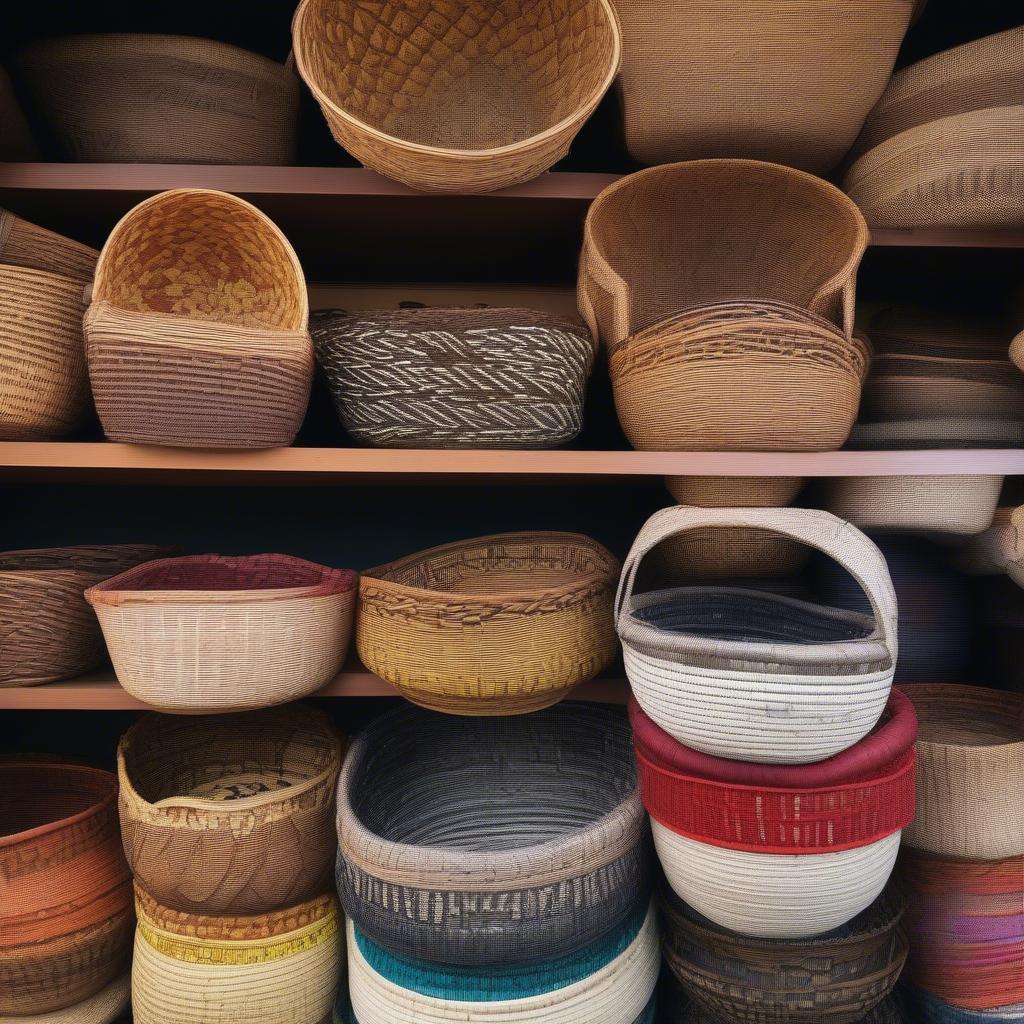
[0,973,129,1024]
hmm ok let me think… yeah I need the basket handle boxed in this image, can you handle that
[615,505,898,656]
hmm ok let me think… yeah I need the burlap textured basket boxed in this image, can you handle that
[118,706,343,915]
[131,887,342,1024]
[11,34,298,164]
[87,554,356,712]
[579,161,868,351]
[357,532,618,715]
[0,761,133,1016]
[900,684,1024,861]
[0,66,37,159]
[337,703,646,965]
[85,189,313,448]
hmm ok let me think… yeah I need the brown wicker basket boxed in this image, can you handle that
[0,64,38,159]
[0,208,99,282]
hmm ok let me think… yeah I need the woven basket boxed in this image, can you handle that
[671,991,908,1024]
[293,0,621,194]
[0,208,99,282]
[900,684,1024,861]
[0,760,133,1016]
[612,1,913,173]
[0,65,37,159]
[11,34,298,164]
[118,706,343,915]
[579,161,868,351]
[131,887,342,1024]
[912,988,1024,1023]
[618,506,898,764]
[85,188,312,448]
[86,554,356,712]
[337,702,646,965]
[357,531,618,715]
[0,972,130,1024]
[311,307,595,448]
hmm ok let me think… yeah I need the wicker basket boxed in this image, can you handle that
[357,531,618,715]
[293,0,621,193]
[900,684,1023,861]
[911,989,1024,1023]
[0,760,133,1016]
[85,189,313,448]
[311,307,595,448]
[579,161,868,351]
[618,506,898,764]
[131,887,342,1024]
[1,972,130,1024]
[0,544,174,688]
[337,702,646,965]
[86,554,356,712]
[612,0,913,173]
[0,65,38,159]
[0,208,99,282]
[609,300,870,451]
[11,34,298,164]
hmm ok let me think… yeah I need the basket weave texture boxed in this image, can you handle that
[0,972,130,1024]
[0,208,98,281]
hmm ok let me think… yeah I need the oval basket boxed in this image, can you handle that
[0,972,130,1024]
[337,702,646,964]
[0,760,133,1016]
[609,300,870,451]
[85,188,313,448]
[118,705,343,915]
[292,0,621,194]
[579,160,868,351]
[86,553,356,712]
[311,307,595,449]
[357,531,618,715]
[131,887,342,1024]
[900,684,1024,860]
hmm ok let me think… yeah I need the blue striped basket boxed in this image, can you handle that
[908,987,1024,1023]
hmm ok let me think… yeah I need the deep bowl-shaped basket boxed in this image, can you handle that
[357,531,619,715]
[337,702,647,964]
[293,0,621,193]
[118,706,344,915]
[86,554,356,712]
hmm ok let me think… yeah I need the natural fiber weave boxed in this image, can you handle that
[579,161,868,351]
[0,760,132,1016]
[357,531,618,715]
[900,684,1023,861]
[293,0,621,193]
[11,34,298,164]
[118,706,343,915]
[609,300,869,451]
[311,307,595,448]
[0,972,129,1024]
[87,554,356,712]
[0,66,37,160]
[912,988,1024,1023]
[0,208,98,282]
[337,702,646,964]
[86,188,312,448]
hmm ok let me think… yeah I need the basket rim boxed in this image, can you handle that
[0,543,175,576]
[899,683,1024,752]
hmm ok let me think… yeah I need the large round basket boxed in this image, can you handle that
[292,0,621,193]
[118,705,344,915]
[86,554,356,712]
[337,702,646,964]
[0,972,130,1024]
[85,188,312,448]
[357,531,618,715]
[0,760,133,1016]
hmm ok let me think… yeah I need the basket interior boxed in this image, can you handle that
[96,554,333,594]
[909,688,1023,747]
[0,764,110,837]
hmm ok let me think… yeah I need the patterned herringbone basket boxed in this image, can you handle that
[311,307,595,448]
[85,189,313,447]
[293,0,621,193]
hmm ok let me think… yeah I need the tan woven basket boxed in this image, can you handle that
[293,0,621,193]
[12,34,298,165]
[580,161,868,350]
[0,208,99,282]
[86,188,312,448]
[0,65,38,159]
[118,706,343,915]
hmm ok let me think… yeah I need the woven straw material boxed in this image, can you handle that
[0,972,129,1024]
[609,300,870,452]
[87,188,312,448]
[618,507,898,764]
[12,34,298,164]
[0,761,132,1016]
[0,544,173,688]
[337,702,646,965]
[87,554,356,712]
[311,307,595,449]
[0,208,98,282]
[900,684,1024,861]
[118,705,343,915]
[0,66,37,159]
[293,0,621,193]
[913,989,1024,1023]
[579,161,868,351]
[357,531,618,715]
[131,888,342,1024]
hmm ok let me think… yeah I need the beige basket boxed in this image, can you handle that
[0,65,38,159]
[293,0,621,193]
